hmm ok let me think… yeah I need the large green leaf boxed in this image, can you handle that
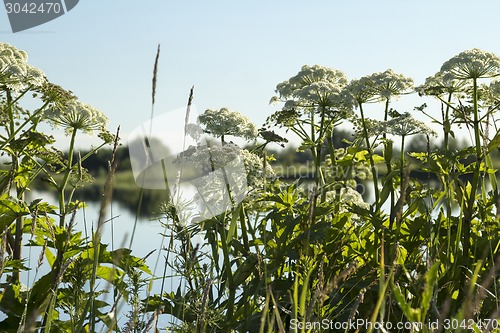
[0,195,29,230]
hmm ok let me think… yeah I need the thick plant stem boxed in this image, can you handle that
[6,90,22,283]
[219,217,235,331]
[58,129,78,227]
[359,103,380,206]
[442,95,453,264]
[383,99,396,231]
[463,78,482,285]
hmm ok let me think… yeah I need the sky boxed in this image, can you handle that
[2,1,500,148]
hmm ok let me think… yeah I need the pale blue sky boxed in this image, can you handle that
[2,1,500,146]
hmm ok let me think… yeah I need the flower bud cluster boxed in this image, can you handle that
[0,42,46,92]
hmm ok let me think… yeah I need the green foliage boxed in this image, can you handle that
[0,42,148,332]
[4,42,500,333]
[149,48,500,333]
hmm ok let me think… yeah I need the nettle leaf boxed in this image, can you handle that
[372,153,385,164]
[379,170,398,206]
[0,259,30,273]
[0,195,30,230]
[101,248,152,275]
[409,152,427,161]
[96,266,124,284]
[353,149,368,162]
[297,139,315,151]
[421,261,440,319]
[28,198,56,214]
[295,221,332,244]
[486,129,500,154]
[313,202,335,218]
[391,281,420,323]
[0,282,26,318]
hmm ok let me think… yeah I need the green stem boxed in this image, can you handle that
[219,216,235,331]
[359,103,380,205]
[58,129,78,227]
[310,107,326,199]
[309,110,319,187]
[383,99,396,231]
[464,78,482,281]
[443,94,453,264]
[6,90,22,283]
[443,93,452,152]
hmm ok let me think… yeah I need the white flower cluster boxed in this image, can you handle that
[384,112,437,137]
[351,115,387,138]
[240,149,275,188]
[325,186,370,225]
[370,69,414,100]
[475,80,500,106]
[0,42,46,92]
[173,143,248,215]
[484,80,500,104]
[346,76,378,105]
[185,123,204,140]
[347,69,413,105]
[44,100,109,135]
[272,65,349,108]
[175,142,242,175]
[338,186,370,210]
[440,48,500,80]
[416,71,466,97]
[198,107,258,140]
[488,80,500,97]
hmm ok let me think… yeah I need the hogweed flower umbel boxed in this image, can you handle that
[347,70,413,111]
[440,48,500,80]
[384,112,437,137]
[44,100,109,135]
[346,76,379,105]
[416,71,466,97]
[368,69,414,101]
[240,149,275,188]
[0,42,46,92]
[272,64,349,108]
[198,107,258,141]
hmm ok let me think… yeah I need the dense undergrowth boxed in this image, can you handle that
[1,42,500,332]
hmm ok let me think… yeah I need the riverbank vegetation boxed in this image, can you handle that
[1,42,500,332]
